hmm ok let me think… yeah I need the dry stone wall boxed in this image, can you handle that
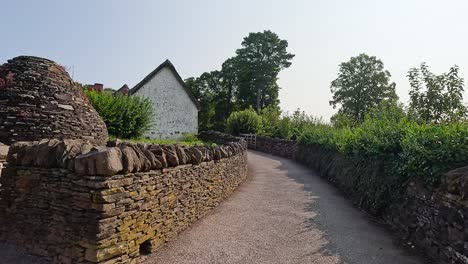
[0,56,108,145]
[198,130,244,145]
[253,135,468,264]
[255,135,297,159]
[0,134,247,264]
[385,168,468,264]
[0,143,7,181]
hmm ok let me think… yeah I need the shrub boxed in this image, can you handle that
[275,116,294,139]
[258,108,323,140]
[330,112,356,128]
[226,108,261,135]
[259,106,281,137]
[400,123,468,186]
[297,108,468,213]
[85,90,154,139]
[298,124,337,148]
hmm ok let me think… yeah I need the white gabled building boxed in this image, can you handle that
[130,60,200,140]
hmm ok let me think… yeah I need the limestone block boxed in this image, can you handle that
[75,147,123,176]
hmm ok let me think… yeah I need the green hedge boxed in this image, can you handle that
[85,90,154,139]
[298,117,468,213]
[401,123,468,185]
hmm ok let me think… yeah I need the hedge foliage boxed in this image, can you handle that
[223,105,468,212]
[258,107,324,140]
[225,107,323,139]
[85,90,154,139]
[223,106,468,213]
[226,108,261,135]
[297,111,468,213]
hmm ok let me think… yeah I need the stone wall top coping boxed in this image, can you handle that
[6,131,247,176]
[433,165,468,204]
[0,131,249,264]
[198,130,245,144]
[0,143,8,160]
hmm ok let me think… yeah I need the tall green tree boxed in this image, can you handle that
[185,58,239,131]
[185,74,217,131]
[330,53,398,123]
[235,30,295,112]
[408,63,466,123]
[187,30,294,131]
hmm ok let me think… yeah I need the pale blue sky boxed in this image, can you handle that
[2,0,468,120]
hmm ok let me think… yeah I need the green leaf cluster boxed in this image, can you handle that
[401,123,468,185]
[85,90,154,139]
[186,30,294,131]
[226,108,262,135]
[408,63,466,123]
[259,108,324,140]
[330,54,398,124]
[298,112,468,213]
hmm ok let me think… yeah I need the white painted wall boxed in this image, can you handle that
[133,67,198,139]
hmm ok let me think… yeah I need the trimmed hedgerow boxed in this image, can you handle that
[400,123,468,186]
[297,112,468,213]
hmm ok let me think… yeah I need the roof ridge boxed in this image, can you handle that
[129,60,200,110]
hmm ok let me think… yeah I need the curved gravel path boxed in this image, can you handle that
[144,151,424,264]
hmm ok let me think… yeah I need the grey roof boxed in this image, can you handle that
[118,84,129,91]
[113,84,129,95]
[129,59,201,110]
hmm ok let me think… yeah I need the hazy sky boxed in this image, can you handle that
[2,0,468,120]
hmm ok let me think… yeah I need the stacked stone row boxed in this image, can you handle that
[0,136,248,263]
[80,153,248,263]
[6,138,247,176]
[255,135,297,159]
[198,130,245,145]
[385,166,468,264]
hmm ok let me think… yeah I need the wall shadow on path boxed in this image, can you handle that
[250,150,424,264]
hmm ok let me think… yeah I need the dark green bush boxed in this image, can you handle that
[85,90,154,139]
[226,108,261,135]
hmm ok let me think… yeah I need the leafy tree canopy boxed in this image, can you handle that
[330,53,398,123]
[236,30,295,112]
[187,30,294,131]
[185,58,239,131]
[408,63,466,123]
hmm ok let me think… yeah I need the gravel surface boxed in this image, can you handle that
[144,151,424,264]
[1,151,426,264]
